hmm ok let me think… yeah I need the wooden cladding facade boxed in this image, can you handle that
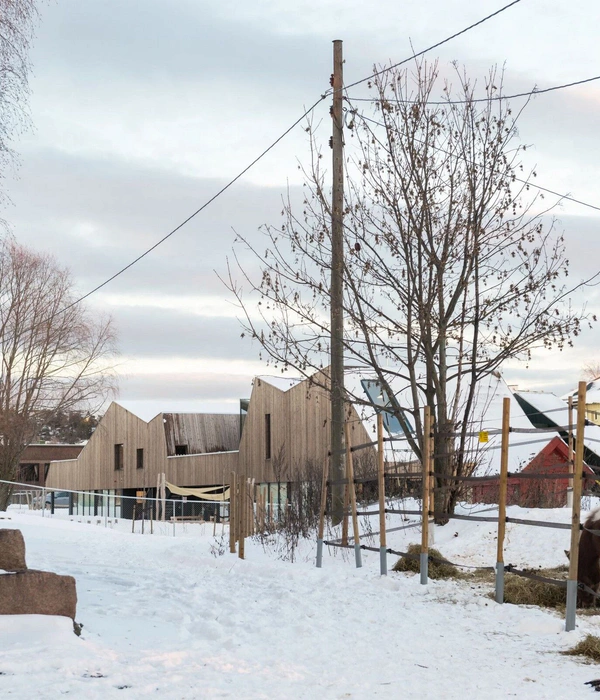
[46,373,376,492]
[237,375,373,482]
[46,403,240,491]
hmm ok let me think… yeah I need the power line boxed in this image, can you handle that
[351,110,600,215]
[344,0,523,91]
[345,74,600,105]
[11,0,524,321]
[61,96,327,313]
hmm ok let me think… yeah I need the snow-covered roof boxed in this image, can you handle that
[515,390,600,464]
[255,375,304,392]
[345,369,551,473]
[562,379,600,404]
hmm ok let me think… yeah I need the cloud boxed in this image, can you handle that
[3,148,300,297]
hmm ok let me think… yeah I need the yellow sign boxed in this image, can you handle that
[479,431,489,444]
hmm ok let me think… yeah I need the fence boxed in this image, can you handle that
[2,479,230,537]
[317,380,596,632]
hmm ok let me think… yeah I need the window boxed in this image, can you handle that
[114,443,124,471]
[175,444,188,456]
[136,448,144,470]
[265,413,271,460]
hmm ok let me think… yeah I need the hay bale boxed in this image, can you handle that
[503,568,567,609]
[392,543,462,580]
[562,634,600,663]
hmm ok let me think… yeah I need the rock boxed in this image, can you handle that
[0,529,27,571]
[0,570,77,619]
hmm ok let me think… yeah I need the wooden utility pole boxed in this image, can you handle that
[330,39,345,524]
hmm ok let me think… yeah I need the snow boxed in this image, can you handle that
[255,375,304,392]
[516,390,600,462]
[1,503,600,699]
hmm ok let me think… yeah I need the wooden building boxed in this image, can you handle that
[45,403,240,493]
[18,444,84,487]
[43,370,378,516]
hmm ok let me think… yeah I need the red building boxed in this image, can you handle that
[472,437,596,508]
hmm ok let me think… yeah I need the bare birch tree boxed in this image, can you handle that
[0,0,40,211]
[228,60,596,521]
[0,237,117,509]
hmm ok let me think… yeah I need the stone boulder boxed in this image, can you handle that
[0,529,27,571]
[0,570,77,619]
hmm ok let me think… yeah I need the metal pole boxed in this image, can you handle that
[329,38,345,524]
[566,381,586,631]
[495,397,510,603]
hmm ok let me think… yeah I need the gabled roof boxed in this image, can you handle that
[345,368,548,472]
[254,375,304,392]
[514,390,600,469]
[162,413,239,456]
[562,379,600,404]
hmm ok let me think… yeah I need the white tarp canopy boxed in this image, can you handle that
[165,482,230,501]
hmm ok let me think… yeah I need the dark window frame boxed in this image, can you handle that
[136,448,144,469]
[114,443,124,471]
[175,444,188,456]
[265,413,271,460]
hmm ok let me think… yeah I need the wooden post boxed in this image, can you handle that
[345,422,362,568]
[341,446,350,547]
[239,475,246,560]
[316,456,330,567]
[495,397,510,603]
[567,395,574,508]
[229,472,236,554]
[377,413,387,575]
[329,38,345,524]
[421,406,431,584]
[428,429,435,545]
[566,381,586,631]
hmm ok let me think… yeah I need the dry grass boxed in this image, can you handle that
[502,568,568,608]
[562,634,600,663]
[392,543,463,580]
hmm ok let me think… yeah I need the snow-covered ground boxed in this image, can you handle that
[1,502,600,699]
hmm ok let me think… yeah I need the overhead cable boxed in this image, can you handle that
[345,74,600,105]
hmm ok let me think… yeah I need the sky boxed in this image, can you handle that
[2,0,600,419]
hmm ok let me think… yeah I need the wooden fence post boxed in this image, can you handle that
[345,422,362,568]
[429,429,435,545]
[421,406,431,585]
[229,472,236,554]
[495,397,510,603]
[239,475,246,560]
[566,381,586,631]
[316,456,330,568]
[377,413,387,575]
[567,395,574,508]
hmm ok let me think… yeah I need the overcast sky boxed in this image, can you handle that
[2,0,600,419]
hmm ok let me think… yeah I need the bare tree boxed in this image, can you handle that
[0,237,117,509]
[582,363,600,382]
[0,0,40,211]
[228,59,597,523]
